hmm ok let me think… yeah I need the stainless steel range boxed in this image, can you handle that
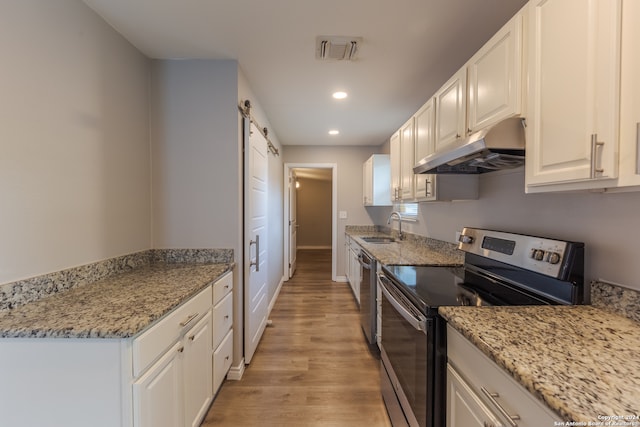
[378,227,585,427]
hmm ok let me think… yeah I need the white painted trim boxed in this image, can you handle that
[297,245,332,250]
[226,359,245,380]
[335,275,348,283]
[283,163,338,282]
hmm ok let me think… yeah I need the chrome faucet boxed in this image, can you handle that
[387,211,404,240]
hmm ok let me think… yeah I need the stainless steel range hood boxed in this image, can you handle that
[413,118,526,174]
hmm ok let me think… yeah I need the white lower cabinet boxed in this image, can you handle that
[183,312,214,427]
[133,291,213,427]
[213,329,234,392]
[0,272,233,427]
[134,311,213,427]
[446,326,557,427]
[447,364,503,427]
[133,342,183,427]
[211,271,234,394]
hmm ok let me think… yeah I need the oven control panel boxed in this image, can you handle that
[457,227,579,278]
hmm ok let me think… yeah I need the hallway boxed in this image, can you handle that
[202,249,391,426]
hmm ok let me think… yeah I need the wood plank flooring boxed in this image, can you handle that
[202,249,391,427]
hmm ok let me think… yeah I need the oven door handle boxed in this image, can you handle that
[378,273,427,333]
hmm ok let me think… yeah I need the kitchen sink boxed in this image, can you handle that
[360,236,395,244]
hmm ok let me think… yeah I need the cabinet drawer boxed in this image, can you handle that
[212,291,233,349]
[447,326,557,425]
[213,271,233,306]
[133,286,213,377]
[213,329,233,393]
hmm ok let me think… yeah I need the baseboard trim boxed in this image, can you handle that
[335,275,348,283]
[227,359,245,381]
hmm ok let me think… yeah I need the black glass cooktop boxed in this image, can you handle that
[382,264,553,316]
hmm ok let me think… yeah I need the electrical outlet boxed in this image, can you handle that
[455,231,461,243]
[339,210,348,219]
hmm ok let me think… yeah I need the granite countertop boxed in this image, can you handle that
[439,305,640,423]
[346,229,463,266]
[0,263,232,339]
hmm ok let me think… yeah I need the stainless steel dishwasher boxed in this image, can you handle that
[358,249,377,345]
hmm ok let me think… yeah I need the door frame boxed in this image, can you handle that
[283,163,338,281]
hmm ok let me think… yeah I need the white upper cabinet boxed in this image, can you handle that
[434,67,467,151]
[525,0,622,191]
[414,99,436,201]
[467,10,524,133]
[363,154,391,206]
[389,130,401,201]
[614,0,640,189]
[389,119,417,202]
[400,117,416,201]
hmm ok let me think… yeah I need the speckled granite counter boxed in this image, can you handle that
[0,262,232,339]
[439,305,640,423]
[346,226,463,266]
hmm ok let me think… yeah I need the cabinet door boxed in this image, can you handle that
[435,67,467,151]
[213,329,234,393]
[400,118,415,201]
[467,10,523,132]
[414,99,436,201]
[345,240,352,284]
[447,364,503,427]
[526,0,621,189]
[363,157,373,205]
[133,342,183,427]
[389,131,401,201]
[183,312,213,427]
[615,0,640,188]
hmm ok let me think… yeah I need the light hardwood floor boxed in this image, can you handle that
[202,249,392,427]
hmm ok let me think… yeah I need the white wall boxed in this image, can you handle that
[0,0,151,285]
[368,168,640,291]
[283,146,379,277]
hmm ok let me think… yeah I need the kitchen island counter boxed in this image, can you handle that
[0,262,233,339]
[439,304,640,423]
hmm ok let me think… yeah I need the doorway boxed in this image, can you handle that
[283,163,338,281]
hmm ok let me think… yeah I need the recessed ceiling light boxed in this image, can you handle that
[332,91,348,99]
[328,130,340,135]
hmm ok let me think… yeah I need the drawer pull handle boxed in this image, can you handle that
[480,387,520,427]
[179,313,199,328]
[224,315,230,320]
[225,356,230,360]
[188,335,195,341]
[177,346,184,353]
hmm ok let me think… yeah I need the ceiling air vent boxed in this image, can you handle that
[315,36,363,61]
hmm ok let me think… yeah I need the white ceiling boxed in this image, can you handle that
[82,0,527,147]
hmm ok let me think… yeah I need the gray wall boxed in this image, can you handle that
[0,0,151,285]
